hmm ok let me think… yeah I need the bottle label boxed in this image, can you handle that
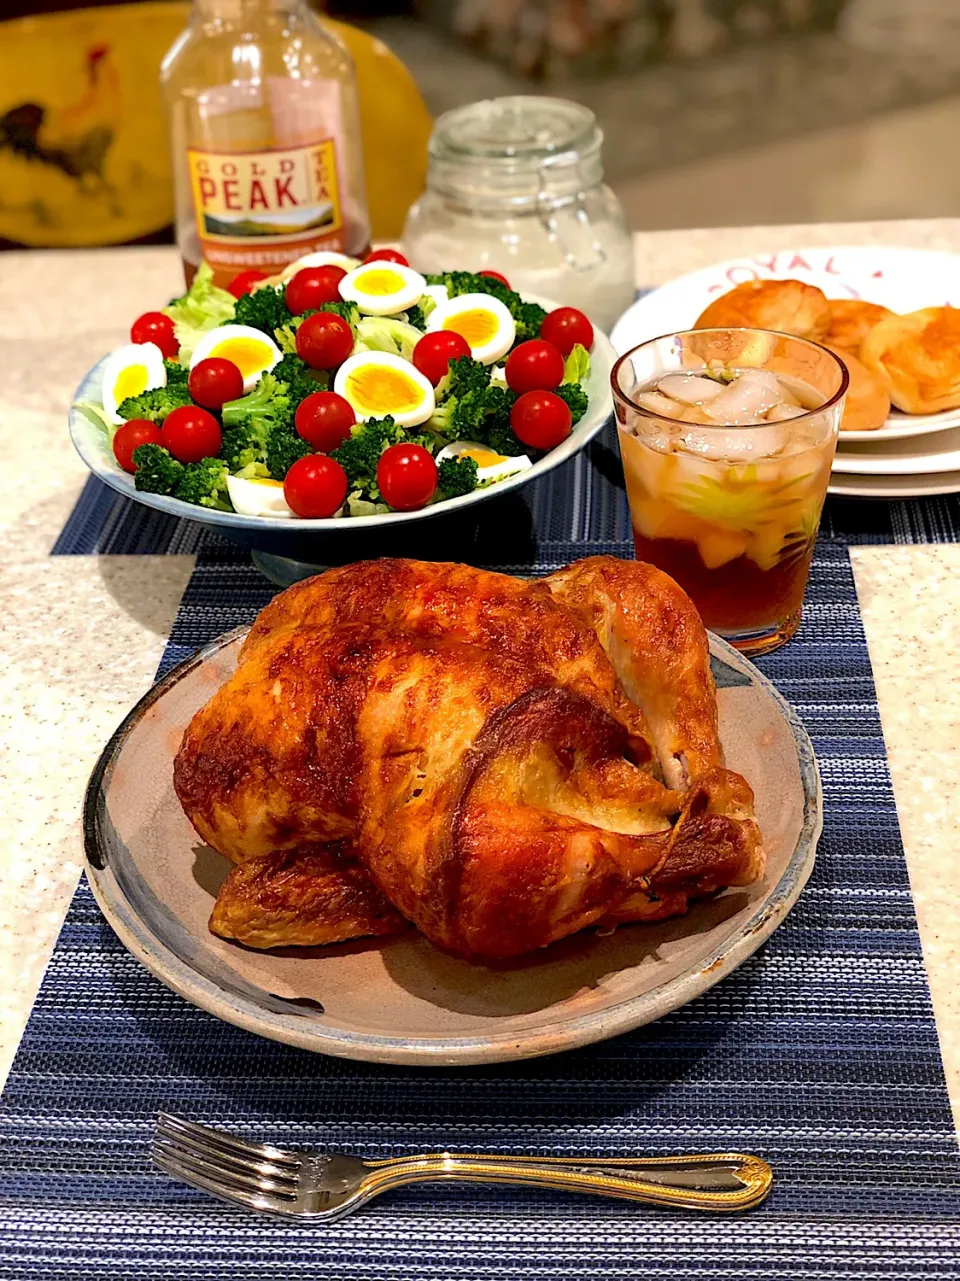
[187,139,344,274]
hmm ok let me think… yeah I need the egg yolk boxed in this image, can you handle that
[346,365,424,414]
[442,309,499,349]
[460,447,507,467]
[250,479,284,489]
[210,337,273,379]
[354,268,406,297]
[113,364,149,402]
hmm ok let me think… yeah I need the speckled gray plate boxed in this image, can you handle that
[84,630,822,1066]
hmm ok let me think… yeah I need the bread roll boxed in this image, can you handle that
[826,344,890,432]
[825,299,895,352]
[859,306,960,414]
[694,279,831,342]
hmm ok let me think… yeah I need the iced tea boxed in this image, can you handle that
[613,330,847,655]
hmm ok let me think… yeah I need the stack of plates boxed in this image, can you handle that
[610,246,960,500]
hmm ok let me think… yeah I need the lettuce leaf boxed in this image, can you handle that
[162,263,236,363]
[562,342,591,385]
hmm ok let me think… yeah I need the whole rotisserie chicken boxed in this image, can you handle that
[174,557,764,961]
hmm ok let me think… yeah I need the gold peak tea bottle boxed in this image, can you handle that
[161,0,370,289]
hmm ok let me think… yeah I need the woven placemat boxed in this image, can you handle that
[2,422,958,1278]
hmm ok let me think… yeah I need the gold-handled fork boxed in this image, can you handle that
[152,1113,773,1221]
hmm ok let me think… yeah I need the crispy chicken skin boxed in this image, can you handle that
[210,846,408,949]
[175,557,765,960]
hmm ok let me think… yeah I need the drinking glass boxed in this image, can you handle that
[612,328,848,656]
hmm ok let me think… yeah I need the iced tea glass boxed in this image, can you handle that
[612,329,848,656]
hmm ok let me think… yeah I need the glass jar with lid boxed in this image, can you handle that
[402,96,635,334]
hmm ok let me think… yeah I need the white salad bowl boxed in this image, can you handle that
[68,295,615,568]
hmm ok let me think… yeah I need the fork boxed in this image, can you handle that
[152,1113,773,1221]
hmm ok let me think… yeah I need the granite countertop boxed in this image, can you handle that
[1,222,958,1129]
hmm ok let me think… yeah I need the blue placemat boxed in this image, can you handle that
[3,421,959,1278]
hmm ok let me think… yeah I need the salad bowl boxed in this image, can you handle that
[68,294,615,568]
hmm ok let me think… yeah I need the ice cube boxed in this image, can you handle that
[765,403,807,422]
[703,370,785,425]
[656,374,725,405]
[635,390,684,418]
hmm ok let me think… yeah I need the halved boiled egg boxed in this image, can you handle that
[333,351,435,427]
[226,474,293,519]
[101,342,166,424]
[190,324,281,392]
[338,262,426,316]
[426,293,515,365]
[280,250,360,281]
[436,440,532,484]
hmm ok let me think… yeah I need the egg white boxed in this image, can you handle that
[101,342,166,424]
[333,351,435,427]
[338,263,426,317]
[280,251,360,280]
[422,284,450,309]
[190,325,282,392]
[226,474,293,519]
[436,440,532,484]
[426,293,515,365]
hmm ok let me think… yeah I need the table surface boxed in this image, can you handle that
[1,222,958,1131]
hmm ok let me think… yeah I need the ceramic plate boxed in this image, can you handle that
[829,469,960,499]
[833,424,960,475]
[611,247,960,441]
[84,627,822,1066]
[68,294,615,537]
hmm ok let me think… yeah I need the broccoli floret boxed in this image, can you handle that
[485,418,528,457]
[118,384,192,424]
[436,456,479,499]
[331,416,433,497]
[131,443,184,495]
[554,381,588,425]
[221,425,266,473]
[435,354,491,403]
[430,380,518,445]
[163,360,189,385]
[272,353,331,408]
[265,428,311,480]
[232,285,292,334]
[174,457,230,510]
[403,304,429,331]
[318,300,361,327]
[221,372,293,434]
[425,272,547,341]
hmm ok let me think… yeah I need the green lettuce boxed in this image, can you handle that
[562,343,591,385]
[162,263,236,363]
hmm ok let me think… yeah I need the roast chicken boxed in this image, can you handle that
[174,557,764,961]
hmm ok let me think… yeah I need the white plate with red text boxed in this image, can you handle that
[611,247,960,442]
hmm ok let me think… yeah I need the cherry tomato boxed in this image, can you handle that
[285,265,347,316]
[188,357,244,410]
[412,330,471,386]
[362,248,409,266]
[130,311,178,360]
[160,404,222,464]
[113,419,162,474]
[539,306,594,356]
[505,339,565,394]
[376,443,438,512]
[510,389,572,452]
[283,454,348,518]
[295,391,356,452]
[227,269,268,299]
[479,269,511,289]
[296,312,354,370]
